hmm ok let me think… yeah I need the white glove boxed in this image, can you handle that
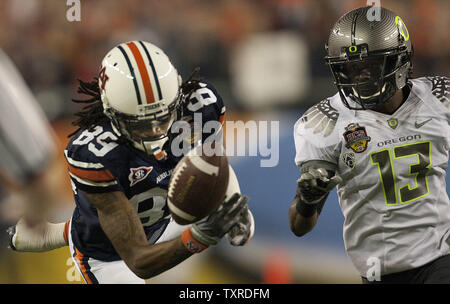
[7,218,67,252]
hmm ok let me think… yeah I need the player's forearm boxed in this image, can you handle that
[131,237,193,279]
[289,198,318,236]
[104,219,193,279]
[91,191,193,279]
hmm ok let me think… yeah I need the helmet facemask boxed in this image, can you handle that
[104,91,181,160]
[326,44,412,110]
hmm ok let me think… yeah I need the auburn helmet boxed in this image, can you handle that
[325,6,413,110]
[99,41,182,159]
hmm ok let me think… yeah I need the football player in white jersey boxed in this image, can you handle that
[289,6,450,283]
[8,41,254,284]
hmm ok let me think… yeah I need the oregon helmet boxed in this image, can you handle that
[325,6,413,110]
[98,41,182,159]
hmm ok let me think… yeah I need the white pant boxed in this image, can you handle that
[68,218,189,284]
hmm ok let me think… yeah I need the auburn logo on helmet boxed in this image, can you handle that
[99,66,109,91]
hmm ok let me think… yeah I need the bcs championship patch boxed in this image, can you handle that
[343,123,371,153]
[129,166,153,186]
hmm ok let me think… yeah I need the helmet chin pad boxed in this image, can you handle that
[343,78,396,109]
[342,81,394,110]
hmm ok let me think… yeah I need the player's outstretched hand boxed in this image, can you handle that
[297,168,342,204]
[190,193,248,246]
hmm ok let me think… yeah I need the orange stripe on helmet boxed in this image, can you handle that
[126,41,156,104]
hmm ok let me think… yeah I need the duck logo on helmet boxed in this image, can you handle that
[395,16,409,42]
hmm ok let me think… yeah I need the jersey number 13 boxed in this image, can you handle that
[370,141,431,206]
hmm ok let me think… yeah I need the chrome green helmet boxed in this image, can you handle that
[325,6,413,110]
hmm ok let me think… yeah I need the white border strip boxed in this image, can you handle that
[65,150,104,169]
[188,156,219,176]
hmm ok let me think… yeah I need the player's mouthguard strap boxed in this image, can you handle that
[181,228,209,253]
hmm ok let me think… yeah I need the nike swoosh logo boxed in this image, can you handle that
[415,118,432,128]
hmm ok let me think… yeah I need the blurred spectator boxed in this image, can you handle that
[0,0,447,115]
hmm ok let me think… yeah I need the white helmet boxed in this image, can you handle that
[99,41,182,159]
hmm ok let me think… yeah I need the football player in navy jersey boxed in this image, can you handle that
[8,41,254,284]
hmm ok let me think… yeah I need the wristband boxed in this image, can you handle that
[181,228,209,253]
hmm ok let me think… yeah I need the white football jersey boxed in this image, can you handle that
[294,76,450,276]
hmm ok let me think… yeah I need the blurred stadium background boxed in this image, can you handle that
[0,0,448,284]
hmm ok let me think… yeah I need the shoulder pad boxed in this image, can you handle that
[184,81,225,123]
[65,123,122,192]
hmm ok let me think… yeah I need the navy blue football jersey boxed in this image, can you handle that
[66,82,225,261]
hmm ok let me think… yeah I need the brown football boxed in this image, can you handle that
[167,145,229,225]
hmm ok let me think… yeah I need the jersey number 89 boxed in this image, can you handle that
[73,126,119,157]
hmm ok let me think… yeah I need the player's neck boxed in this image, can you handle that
[373,89,406,115]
